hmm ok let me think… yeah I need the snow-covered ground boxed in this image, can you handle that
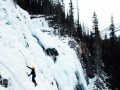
[0,0,88,90]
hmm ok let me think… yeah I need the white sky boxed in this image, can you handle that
[78,0,120,30]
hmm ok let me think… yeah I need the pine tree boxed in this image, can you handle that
[68,0,74,37]
[17,0,26,9]
[61,0,65,13]
[29,0,38,14]
[76,0,82,41]
[102,16,120,89]
[104,33,107,40]
[43,0,52,15]
[50,0,55,15]
[77,24,83,41]
[53,0,66,36]
[38,0,42,14]
[56,2,62,36]
[92,12,103,85]
[109,16,116,47]
[65,11,70,35]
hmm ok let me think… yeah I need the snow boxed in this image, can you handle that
[0,0,88,90]
[88,75,109,90]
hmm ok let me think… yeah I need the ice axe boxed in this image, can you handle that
[25,62,28,67]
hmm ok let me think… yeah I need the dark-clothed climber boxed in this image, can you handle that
[27,65,37,86]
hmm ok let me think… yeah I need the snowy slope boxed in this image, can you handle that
[0,0,88,90]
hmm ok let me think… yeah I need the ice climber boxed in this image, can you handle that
[26,65,37,86]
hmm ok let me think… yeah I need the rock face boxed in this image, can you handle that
[45,48,59,56]
[3,79,8,88]
[0,75,8,88]
[45,48,59,63]
[0,75,2,85]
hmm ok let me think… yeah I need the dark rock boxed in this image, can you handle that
[0,75,2,85]
[3,79,8,88]
[45,48,59,56]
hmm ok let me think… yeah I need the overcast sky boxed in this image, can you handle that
[64,0,120,30]
[77,0,120,30]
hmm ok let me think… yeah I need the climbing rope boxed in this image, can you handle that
[19,50,31,65]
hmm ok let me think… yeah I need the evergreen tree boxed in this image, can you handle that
[77,24,83,41]
[17,0,27,9]
[92,12,103,85]
[29,0,38,14]
[76,0,82,41]
[38,0,42,14]
[68,0,74,37]
[50,0,55,15]
[55,2,63,24]
[53,0,67,36]
[109,16,116,47]
[65,11,70,35]
[101,16,120,89]
[43,0,52,15]
[61,0,65,13]
[104,33,107,40]
[88,31,94,56]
